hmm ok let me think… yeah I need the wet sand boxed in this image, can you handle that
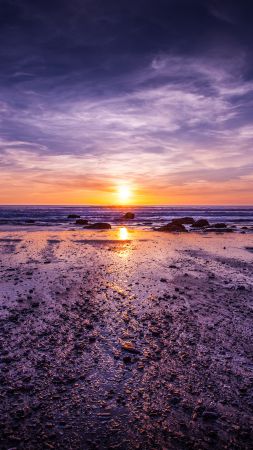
[0,228,252,449]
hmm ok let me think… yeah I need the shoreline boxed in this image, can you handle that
[0,205,253,234]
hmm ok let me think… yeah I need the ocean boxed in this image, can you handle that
[0,205,252,230]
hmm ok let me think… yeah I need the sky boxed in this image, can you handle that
[0,0,253,205]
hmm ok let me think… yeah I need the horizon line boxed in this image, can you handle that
[0,204,253,208]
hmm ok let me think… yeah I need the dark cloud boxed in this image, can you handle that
[1,0,252,87]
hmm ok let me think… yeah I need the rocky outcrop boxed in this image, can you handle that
[68,214,80,219]
[85,223,111,230]
[123,212,135,220]
[193,219,210,228]
[156,222,187,232]
[212,223,227,228]
[172,217,195,225]
[204,227,233,233]
[75,219,89,225]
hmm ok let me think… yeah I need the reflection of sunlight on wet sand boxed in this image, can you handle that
[116,227,131,258]
[118,227,129,240]
[119,245,131,259]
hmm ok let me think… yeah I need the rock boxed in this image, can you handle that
[202,410,219,421]
[123,355,132,364]
[85,222,111,229]
[84,320,94,329]
[67,214,80,219]
[31,301,39,307]
[121,341,138,353]
[170,396,181,405]
[204,227,233,233]
[212,223,227,228]
[150,328,161,337]
[193,219,210,228]
[123,212,135,220]
[157,222,187,232]
[172,217,195,225]
[237,285,246,291]
[75,219,89,225]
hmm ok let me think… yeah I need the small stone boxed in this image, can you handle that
[121,341,138,353]
[237,285,246,291]
[84,320,94,330]
[31,301,39,307]
[202,411,219,421]
[123,355,132,364]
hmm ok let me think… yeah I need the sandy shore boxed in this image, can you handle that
[0,228,252,449]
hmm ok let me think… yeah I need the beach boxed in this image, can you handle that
[0,228,252,449]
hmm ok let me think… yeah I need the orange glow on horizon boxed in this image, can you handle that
[0,176,252,206]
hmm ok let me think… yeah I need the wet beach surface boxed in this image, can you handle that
[0,229,253,449]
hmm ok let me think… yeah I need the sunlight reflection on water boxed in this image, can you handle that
[118,227,129,240]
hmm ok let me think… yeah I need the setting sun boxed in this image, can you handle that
[117,185,132,204]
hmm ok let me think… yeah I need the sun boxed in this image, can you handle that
[118,185,132,204]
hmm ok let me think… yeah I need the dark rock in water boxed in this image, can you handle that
[75,219,89,225]
[85,222,111,229]
[157,222,187,232]
[172,217,195,225]
[204,227,233,233]
[193,219,210,228]
[123,212,135,220]
[212,223,227,228]
[68,214,80,219]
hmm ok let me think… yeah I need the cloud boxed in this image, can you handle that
[0,1,253,203]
